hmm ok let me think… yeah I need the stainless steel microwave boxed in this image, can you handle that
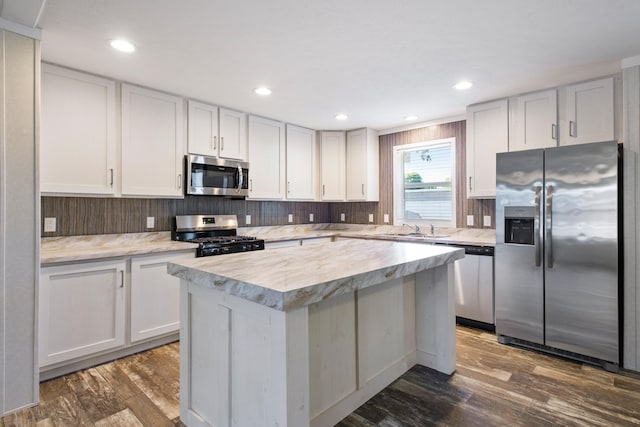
[186,154,249,197]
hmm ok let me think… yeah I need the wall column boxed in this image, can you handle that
[0,29,40,414]
[622,56,640,371]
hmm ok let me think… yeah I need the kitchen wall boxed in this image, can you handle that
[42,119,494,236]
[378,120,495,229]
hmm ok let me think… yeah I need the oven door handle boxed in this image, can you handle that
[236,165,244,193]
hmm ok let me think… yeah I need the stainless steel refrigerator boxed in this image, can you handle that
[495,140,620,368]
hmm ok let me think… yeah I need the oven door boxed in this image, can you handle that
[186,155,249,196]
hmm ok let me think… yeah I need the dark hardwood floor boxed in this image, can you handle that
[2,326,640,426]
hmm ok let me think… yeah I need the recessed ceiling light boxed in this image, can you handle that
[453,81,473,90]
[254,87,272,96]
[335,113,348,120]
[404,115,418,121]
[110,39,135,53]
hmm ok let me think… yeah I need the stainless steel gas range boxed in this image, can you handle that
[172,214,264,257]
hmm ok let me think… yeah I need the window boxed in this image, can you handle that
[393,137,456,227]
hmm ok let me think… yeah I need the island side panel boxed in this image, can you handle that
[309,276,417,427]
[415,263,456,374]
[180,280,310,427]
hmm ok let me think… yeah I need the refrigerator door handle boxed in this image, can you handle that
[534,185,542,267]
[546,184,554,268]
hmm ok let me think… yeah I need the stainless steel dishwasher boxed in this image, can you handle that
[436,243,495,331]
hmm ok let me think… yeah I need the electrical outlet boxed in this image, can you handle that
[309,213,314,222]
[368,213,374,223]
[383,214,389,223]
[340,213,345,222]
[483,215,492,227]
[245,215,251,225]
[466,215,474,226]
[44,217,56,233]
[146,216,155,228]
[288,213,293,223]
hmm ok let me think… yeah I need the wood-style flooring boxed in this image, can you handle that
[2,326,640,426]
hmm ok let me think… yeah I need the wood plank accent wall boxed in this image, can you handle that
[41,197,333,237]
[378,120,495,229]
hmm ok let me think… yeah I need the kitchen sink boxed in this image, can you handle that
[378,233,450,239]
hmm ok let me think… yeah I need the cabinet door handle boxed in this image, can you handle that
[110,168,114,187]
[551,124,557,140]
[569,120,577,137]
[221,136,224,151]
[288,181,291,193]
[250,178,253,192]
[212,136,217,150]
[177,174,182,190]
[361,183,364,196]
[322,184,325,196]
[469,176,472,191]
[119,270,124,288]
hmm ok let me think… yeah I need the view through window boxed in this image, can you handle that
[393,138,456,227]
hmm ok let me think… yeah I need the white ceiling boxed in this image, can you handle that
[6,0,640,131]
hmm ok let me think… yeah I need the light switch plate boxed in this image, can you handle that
[483,215,492,227]
[383,214,389,223]
[368,213,374,223]
[44,217,56,233]
[146,216,155,228]
[466,215,474,226]
[245,215,251,225]
[288,213,293,223]
[340,213,345,222]
[309,213,314,222]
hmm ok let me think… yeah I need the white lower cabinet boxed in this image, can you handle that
[40,250,193,372]
[130,252,192,343]
[39,259,126,367]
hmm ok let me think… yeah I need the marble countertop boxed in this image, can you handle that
[40,232,197,265]
[40,225,495,265]
[168,239,464,311]
[241,224,496,246]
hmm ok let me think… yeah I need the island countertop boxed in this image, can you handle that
[168,238,464,311]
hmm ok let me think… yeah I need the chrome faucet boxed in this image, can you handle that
[402,223,420,233]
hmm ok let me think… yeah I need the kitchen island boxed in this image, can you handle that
[168,239,464,427]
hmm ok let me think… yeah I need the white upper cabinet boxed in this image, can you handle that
[188,101,247,160]
[219,108,247,160]
[320,131,346,201]
[121,84,185,197]
[563,77,615,145]
[286,124,317,200]
[247,115,286,199]
[41,64,117,195]
[512,89,558,151]
[187,100,219,156]
[346,128,379,201]
[466,99,509,198]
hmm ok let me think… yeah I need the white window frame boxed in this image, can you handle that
[392,137,456,228]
